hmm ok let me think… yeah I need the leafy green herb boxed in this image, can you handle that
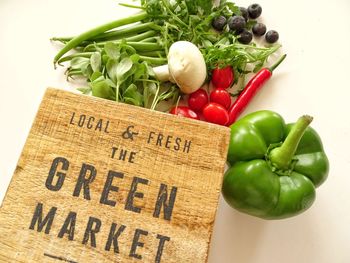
[90,52,101,72]
[77,87,92,95]
[65,40,178,109]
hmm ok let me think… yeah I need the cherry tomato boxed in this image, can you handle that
[211,66,234,89]
[210,88,232,109]
[188,89,209,112]
[203,102,229,125]
[169,106,200,120]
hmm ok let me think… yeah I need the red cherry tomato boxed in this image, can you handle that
[210,88,232,109]
[203,102,229,125]
[188,89,209,112]
[169,106,200,120]
[211,66,234,89]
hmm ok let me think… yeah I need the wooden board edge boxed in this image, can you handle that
[0,89,52,211]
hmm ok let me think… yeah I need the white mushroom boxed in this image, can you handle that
[152,41,207,94]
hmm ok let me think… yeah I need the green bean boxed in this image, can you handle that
[54,11,148,65]
[140,37,159,43]
[84,41,161,52]
[138,50,166,57]
[57,52,94,64]
[139,56,167,65]
[77,30,157,47]
[93,22,158,41]
[52,22,158,43]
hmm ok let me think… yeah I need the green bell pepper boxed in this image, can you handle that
[222,110,329,219]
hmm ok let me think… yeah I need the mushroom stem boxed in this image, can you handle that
[152,65,175,82]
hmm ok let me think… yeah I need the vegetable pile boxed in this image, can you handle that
[52,0,281,116]
[52,0,329,220]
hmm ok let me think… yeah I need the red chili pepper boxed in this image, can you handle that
[227,54,286,126]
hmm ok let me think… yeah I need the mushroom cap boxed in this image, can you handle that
[168,41,207,94]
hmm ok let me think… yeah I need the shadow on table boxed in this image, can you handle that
[207,195,322,263]
[207,196,267,263]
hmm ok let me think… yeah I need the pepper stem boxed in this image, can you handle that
[269,54,287,72]
[269,115,313,171]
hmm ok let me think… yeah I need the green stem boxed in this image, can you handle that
[234,43,282,51]
[269,54,287,72]
[139,56,167,65]
[116,83,120,102]
[269,115,313,171]
[66,69,84,80]
[50,38,70,44]
[54,11,148,65]
[118,3,144,9]
[161,0,189,29]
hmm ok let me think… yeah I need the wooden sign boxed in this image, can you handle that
[0,88,229,263]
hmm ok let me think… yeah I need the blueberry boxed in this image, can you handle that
[239,7,249,22]
[228,16,246,34]
[212,16,227,31]
[248,4,262,19]
[265,30,279,43]
[252,23,267,36]
[238,29,253,44]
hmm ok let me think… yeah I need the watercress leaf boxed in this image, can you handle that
[120,64,138,88]
[154,100,171,112]
[105,77,117,88]
[70,57,90,70]
[130,54,140,63]
[102,54,109,65]
[123,84,143,106]
[119,40,137,56]
[116,57,133,81]
[91,79,115,100]
[146,64,156,77]
[105,42,120,59]
[83,43,101,53]
[133,63,147,80]
[90,52,101,72]
[106,58,119,83]
[82,64,93,79]
[77,86,92,95]
[90,71,103,82]
[143,81,158,108]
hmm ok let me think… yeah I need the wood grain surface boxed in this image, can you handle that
[0,88,230,263]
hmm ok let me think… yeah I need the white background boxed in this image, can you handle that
[0,0,350,262]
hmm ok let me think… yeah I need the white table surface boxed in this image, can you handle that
[1,0,350,262]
